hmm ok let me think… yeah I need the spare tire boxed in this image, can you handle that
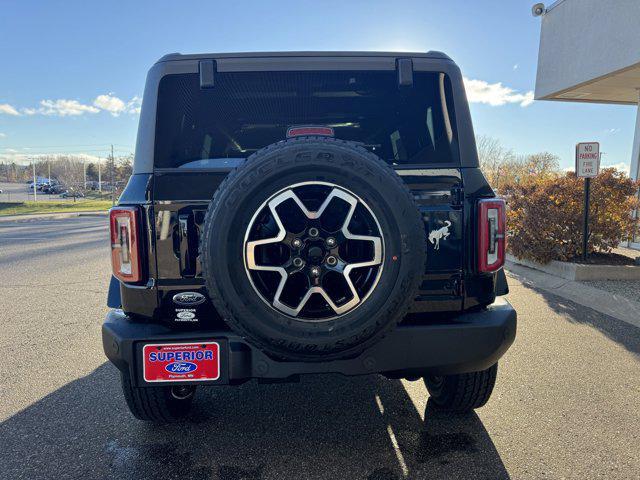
[201,137,426,361]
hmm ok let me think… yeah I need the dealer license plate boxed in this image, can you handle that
[142,342,220,382]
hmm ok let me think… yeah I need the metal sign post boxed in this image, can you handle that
[575,142,600,260]
[582,177,591,261]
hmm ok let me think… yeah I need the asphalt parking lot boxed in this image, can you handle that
[1,216,639,480]
[0,181,66,202]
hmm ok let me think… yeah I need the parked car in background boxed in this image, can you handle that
[41,180,60,194]
[61,189,84,199]
[49,184,66,195]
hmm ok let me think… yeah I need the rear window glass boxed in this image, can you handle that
[154,70,459,169]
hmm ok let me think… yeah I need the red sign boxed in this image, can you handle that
[142,342,220,382]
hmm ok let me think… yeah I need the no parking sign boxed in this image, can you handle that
[575,142,600,178]
[575,142,600,260]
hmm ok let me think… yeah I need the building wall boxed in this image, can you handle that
[535,0,640,101]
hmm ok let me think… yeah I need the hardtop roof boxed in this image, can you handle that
[156,50,453,64]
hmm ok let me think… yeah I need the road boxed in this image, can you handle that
[1,216,639,479]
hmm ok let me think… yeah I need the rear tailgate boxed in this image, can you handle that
[152,166,466,323]
[148,55,470,323]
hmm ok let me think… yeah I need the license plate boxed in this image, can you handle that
[142,342,220,382]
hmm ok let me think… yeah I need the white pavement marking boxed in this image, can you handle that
[374,394,384,414]
[386,424,409,477]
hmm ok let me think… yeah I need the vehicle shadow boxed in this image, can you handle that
[518,282,640,358]
[0,363,509,480]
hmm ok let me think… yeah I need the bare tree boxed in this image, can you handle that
[476,136,561,189]
[476,136,516,190]
[51,156,86,191]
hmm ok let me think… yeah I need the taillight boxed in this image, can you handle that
[110,207,142,283]
[478,199,506,272]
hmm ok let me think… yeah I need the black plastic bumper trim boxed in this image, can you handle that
[102,298,516,387]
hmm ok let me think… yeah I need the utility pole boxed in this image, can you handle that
[110,144,115,206]
[32,161,37,202]
[98,157,102,193]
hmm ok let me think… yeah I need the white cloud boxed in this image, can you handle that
[23,99,100,116]
[10,93,141,117]
[464,77,534,107]
[92,94,142,116]
[564,162,630,175]
[0,103,20,116]
[4,148,18,153]
[93,94,126,116]
[513,64,519,70]
[0,132,6,138]
[0,151,101,164]
[602,162,630,175]
[126,96,142,114]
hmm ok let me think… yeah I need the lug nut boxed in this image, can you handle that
[292,238,302,248]
[292,257,304,267]
[310,266,321,277]
[326,237,336,247]
[326,255,338,266]
[308,227,319,237]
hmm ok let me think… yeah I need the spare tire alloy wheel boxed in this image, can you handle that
[201,137,426,361]
[245,182,384,321]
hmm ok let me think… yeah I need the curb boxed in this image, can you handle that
[0,211,109,223]
[506,262,640,329]
[506,253,640,281]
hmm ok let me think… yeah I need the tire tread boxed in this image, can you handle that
[425,363,498,413]
[120,372,193,422]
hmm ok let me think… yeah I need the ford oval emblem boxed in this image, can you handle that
[165,361,198,374]
[172,292,206,306]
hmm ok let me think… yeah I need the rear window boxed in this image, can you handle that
[154,70,459,169]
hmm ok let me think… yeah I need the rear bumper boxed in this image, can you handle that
[102,298,516,387]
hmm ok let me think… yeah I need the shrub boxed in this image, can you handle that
[504,168,639,263]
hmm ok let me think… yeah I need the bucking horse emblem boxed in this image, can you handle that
[428,220,451,250]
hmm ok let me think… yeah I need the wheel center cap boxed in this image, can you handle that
[307,245,324,261]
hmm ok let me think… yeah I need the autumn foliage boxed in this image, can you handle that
[504,168,639,263]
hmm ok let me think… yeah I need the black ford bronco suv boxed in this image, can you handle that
[103,51,516,422]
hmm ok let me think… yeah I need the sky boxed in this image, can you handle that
[0,0,636,172]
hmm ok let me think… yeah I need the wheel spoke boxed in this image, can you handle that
[245,193,291,311]
[327,189,383,307]
[274,285,359,317]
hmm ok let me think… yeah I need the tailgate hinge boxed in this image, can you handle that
[451,185,464,207]
[449,274,464,296]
